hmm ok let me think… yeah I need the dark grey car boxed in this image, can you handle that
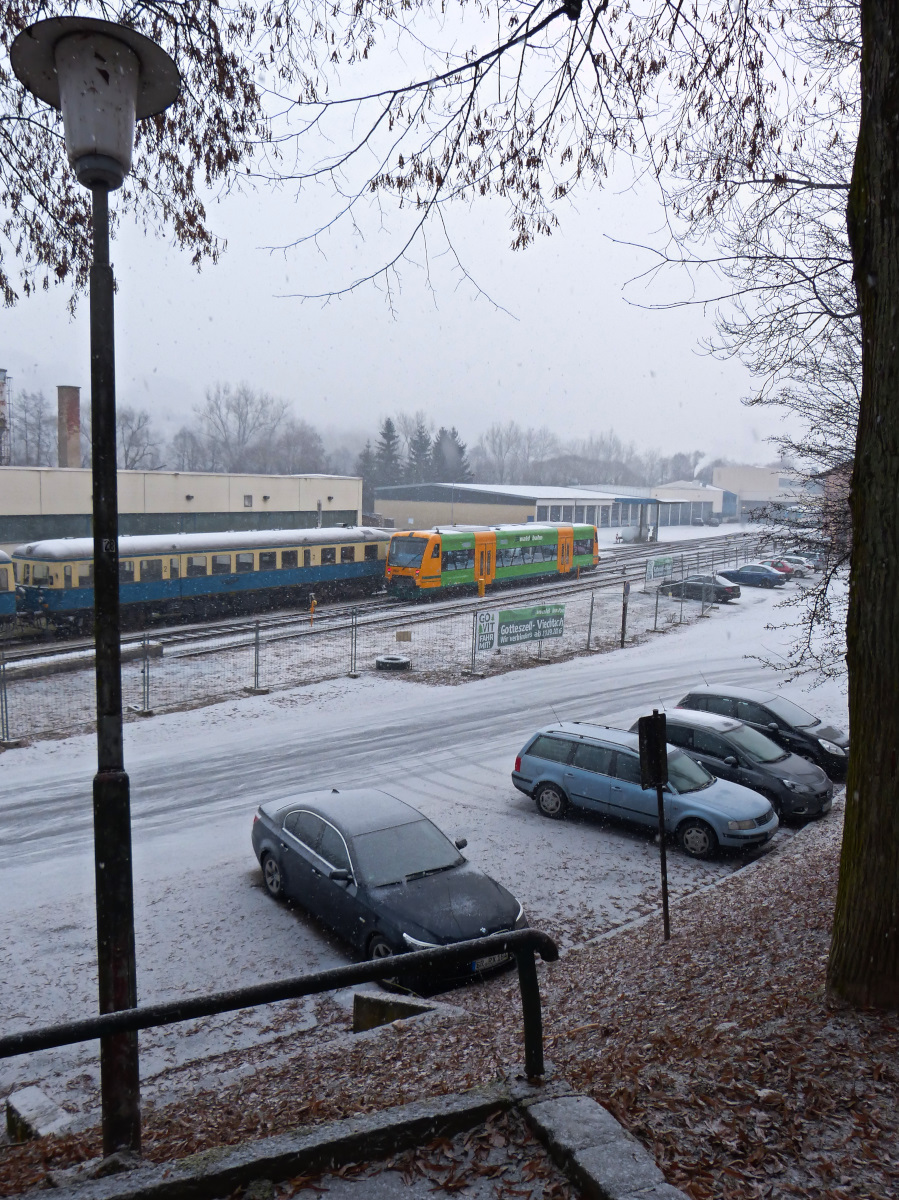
[251,788,525,978]
[645,709,833,819]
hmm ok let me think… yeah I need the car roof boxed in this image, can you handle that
[666,708,742,734]
[681,684,777,704]
[530,723,640,752]
[261,788,424,836]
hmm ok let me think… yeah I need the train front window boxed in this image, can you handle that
[389,537,429,568]
[32,562,50,583]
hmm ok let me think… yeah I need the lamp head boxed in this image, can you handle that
[11,17,180,189]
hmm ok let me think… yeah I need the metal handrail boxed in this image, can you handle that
[0,928,559,1079]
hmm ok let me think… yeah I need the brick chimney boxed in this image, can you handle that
[57,385,81,468]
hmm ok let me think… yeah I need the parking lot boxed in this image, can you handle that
[0,585,847,1123]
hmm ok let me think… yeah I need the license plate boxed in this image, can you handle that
[472,953,510,972]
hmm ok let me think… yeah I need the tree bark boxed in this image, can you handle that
[828,0,899,1008]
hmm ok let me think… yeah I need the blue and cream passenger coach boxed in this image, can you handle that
[13,527,389,630]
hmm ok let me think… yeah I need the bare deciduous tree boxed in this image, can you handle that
[117,406,163,470]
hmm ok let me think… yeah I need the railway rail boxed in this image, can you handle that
[1,531,767,670]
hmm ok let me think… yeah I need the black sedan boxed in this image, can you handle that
[676,684,849,780]
[719,563,789,588]
[657,574,741,603]
[251,788,526,977]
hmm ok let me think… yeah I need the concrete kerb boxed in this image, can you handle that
[28,1082,690,1200]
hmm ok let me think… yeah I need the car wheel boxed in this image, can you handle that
[262,854,284,900]
[534,783,568,820]
[677,819,718,860]
[368,934,395,960]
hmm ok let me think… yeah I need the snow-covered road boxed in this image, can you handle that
[0,584,848,1122]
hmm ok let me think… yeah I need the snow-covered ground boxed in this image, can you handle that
[0,581,847,1125]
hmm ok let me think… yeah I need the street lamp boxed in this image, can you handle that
[11,18,180,1157]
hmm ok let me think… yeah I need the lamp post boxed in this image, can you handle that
[11,18,180,1156]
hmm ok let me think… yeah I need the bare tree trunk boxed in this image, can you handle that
[828,0,899,1008]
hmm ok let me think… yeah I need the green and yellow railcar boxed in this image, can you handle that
[386,523,598,599]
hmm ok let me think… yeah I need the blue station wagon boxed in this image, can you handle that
[513,723,779,859]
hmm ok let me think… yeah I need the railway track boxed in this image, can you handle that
[2,530,767,665]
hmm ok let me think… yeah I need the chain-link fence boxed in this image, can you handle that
[0,536,765,743]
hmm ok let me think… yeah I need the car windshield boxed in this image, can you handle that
[725,724,788,763]
[765,696,820,729]
[351,818,464,887]
[667,750,714,793]
[388,537,429,568]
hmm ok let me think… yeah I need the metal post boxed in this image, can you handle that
[655,783,671,941]
[0,647,9,742]
[349,607,359,678]
[586,592,595,650]
[254,621,261,691]
[514,950,545,1078]
[141,632,150,711]
[679,556,685,624]
[620,580,630,648]
[470,609,477,675]
[653,585,660,632]
[90,183,140,1156]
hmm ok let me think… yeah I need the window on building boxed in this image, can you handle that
[321,547,336,565]
[140,559,163,581]
[186,555,208,577]
[575,506,585,522]
[364,544,379,561]
[550,505,562,521]
[119,560,135,584]
[562,505,573,521]
[211,554,232,575]
[599,506,610,527]
[610,503,620,526]
[243,494,253,508]
[536,506,548,521]
[585,505,596,524]
[281,550,298,569]
[340,545,355,563]
[259,551,276,571]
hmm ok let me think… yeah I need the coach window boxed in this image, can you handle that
[281,550,298,569]
[321,547,336,565]
[212,554,232,575]
[0,567,6,591]
[340,545,355,563]
[32,562,50,584]
[187,555,207,577]
[63,565,72,587]
[236,553,255,573]
[169,557,180,579]
[550,505,561,521]
[119,559,135,584]
[365,544,379,561]
[303,549,311,567]
[78,563,93,587]
[140,559,163,582]
[259,551,276,571]
[563,505,573,521]
[22,563,30,584]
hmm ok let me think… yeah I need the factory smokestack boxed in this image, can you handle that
[57,385,81,468]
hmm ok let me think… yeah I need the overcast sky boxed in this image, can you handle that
[1,109,785,469]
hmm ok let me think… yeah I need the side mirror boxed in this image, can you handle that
[329,867,351,882]
[454,837,468,850]
[724,756,738,767]
[768,722,779,732]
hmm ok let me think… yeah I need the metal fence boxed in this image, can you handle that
[0,537,763,743]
